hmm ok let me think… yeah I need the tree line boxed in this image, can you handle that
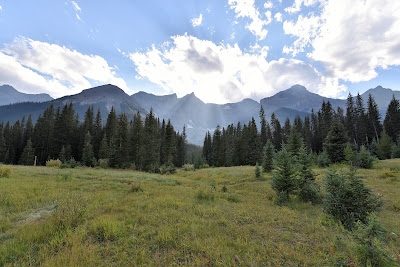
[203,93,400,166]
[0,104,187,172]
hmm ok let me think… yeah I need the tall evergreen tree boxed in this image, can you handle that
[271,113,282,150]
[98,134,109,159]
[259,106,268,147]
[141,109,160,172]
[82,132,94,167]
[19,139,35,165]
[297,144,318,204]
[383,95,400,141]
[367,94,382,142]
[105,107,118,144]
[212,125,225,167]
[287,125,303,157]
[324,119,348,163]
[93,109,103,158]
[129,112,143,167]
[262,139,275,172]
[376,129,393,160]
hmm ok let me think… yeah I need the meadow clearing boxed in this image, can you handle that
[0,160,399,266]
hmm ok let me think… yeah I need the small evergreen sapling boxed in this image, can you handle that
[357,145,374,169]
[262,139,274,172]
[271,144,297,204]
[344,144,355,165]
[255,162,261,178]
[297,145,319,204]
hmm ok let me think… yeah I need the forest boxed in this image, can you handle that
[0,104,187,173]
[202,93,400,167]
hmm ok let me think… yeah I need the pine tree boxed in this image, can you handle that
[129,112,143,167]
[271,144,297,203]
[297,144,319,204]
[82,132,94,167]
[383,95,400,141]
[141,109,160,172]
[115,114,129,167]
[93,109,103,158]
[357,145,374,169]
[344,144,355,164]
[324,119,348,163]
[376,129,393,160]
[259,106,268,147]
[0,124,5,163]
[262,139,275,172]
[59,146,67,163]
[283,118,291,143]
[98,134,109,159]
[287,125,303,157]
[367,94,382,143]
[271,113,282,150]
[212,125,225,167]
[105,107,118,144]
[391,141,400,159]
[19,139,35,165]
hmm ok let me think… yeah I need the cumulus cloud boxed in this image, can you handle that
[0,5,2,11]
[0,37,128,97]
[191,14,203,27]
[228,0,271,40]
[283,14,320,56]
[284,0,400,83]
[284,0,319,14]
[274,12,282,22]
[264,2,273,9]
[128,34,345,103]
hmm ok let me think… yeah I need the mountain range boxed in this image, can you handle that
[0,84,53,106]
[0,84,399,145]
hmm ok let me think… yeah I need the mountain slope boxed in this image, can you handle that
[0,84,53,106]
[0,84,146,124]
[260,84,346,114]
[361,86,400,117]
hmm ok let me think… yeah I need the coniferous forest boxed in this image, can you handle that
[0,104,187,173]
[202,93,400,167]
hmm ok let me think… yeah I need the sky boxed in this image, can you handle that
[0,0,399,104]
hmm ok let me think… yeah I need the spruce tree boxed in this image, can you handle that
[357,145,374,169]
[141,109,160,172]
[283,118,291,143]
[98,134,109,160]
[82,132,94,167]
[262,139,274,172]
[259,106,268,148]
[271,113,282,150]
[391,142,400,159]
[59,146,67,163]
[19,139,35,165]
[297,144,319,204]
[93,109,103,158]
[376,129,393,160]
[212,125,225,167]
[367,94,382,142]
[0,125,5,163]
[344,144,355,165]
[255,162,261,178]
[271,144,297,203]
[287,125,303,157]
[324,119,348,163]
[383,95,400,141]
[129,112,142,167]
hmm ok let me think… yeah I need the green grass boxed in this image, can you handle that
[0,160,399,266]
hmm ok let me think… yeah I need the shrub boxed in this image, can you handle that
[99,159,109,169]
[344,144,356,164]
[201,164,210,169]
[182,164,195,171]
[195,189,215,201]
[68,158,79,168]
[52,193,88,231]
[0,166,12,178]
[46,159,61,168]
[129,181,143,193]
[90,216,124,242]
[356,146,374,169]
[160,162,176,175]
[353,214,395,266]
[317,150,331,167]
[221,185,228,193]
[194,156,206,169]
[323,168,383,229]
[255,162,261,178]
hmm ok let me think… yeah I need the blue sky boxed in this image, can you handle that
[0,0,399,103]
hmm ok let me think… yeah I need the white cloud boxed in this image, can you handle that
[283,14,320,56]
[264,2,273,9]
[1,37,128,97]
[274,12,282,22]
[71,1,81,12]
[191,14,203,27]
[228,0,271,40]
[128,34,345,104]
[284,0,400,83]
[0,5,2,11]
[284,0,319,14]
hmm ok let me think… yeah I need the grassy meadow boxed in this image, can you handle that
[0,160,399,266]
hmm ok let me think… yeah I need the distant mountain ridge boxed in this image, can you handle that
[0,84,399,145]
[0,84,53,106]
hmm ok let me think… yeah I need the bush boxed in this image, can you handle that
[160,162,176,175]
[323,168,383,229]
[344,144,356,164]
[46,159,61,168]
[356,146,375,169]
[99,159,109,169]
[195,189,215,201]
[52,193,88,231]
[182,164,195,171]
[89,216,124,242]
[255,162,261,178]
[317,150,331,167]
[353,214,395,266]
[0,166,12,178]
[68,158,79,168]
[194,156,206,170]
[129,181,143,193]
